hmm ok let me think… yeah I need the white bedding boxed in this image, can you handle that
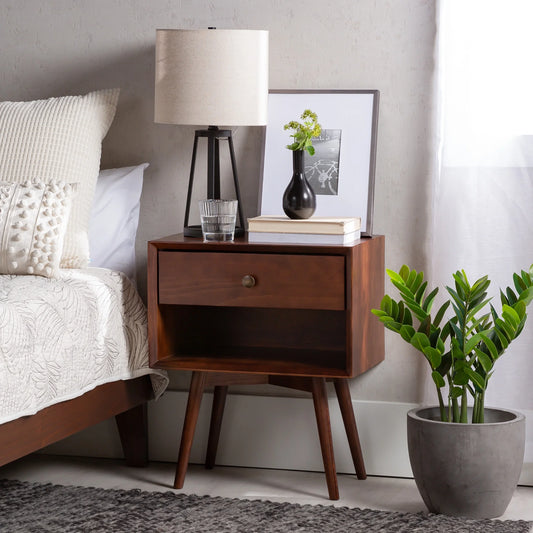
[0,268,168,425]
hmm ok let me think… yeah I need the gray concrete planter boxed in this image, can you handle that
[407,406,525,518]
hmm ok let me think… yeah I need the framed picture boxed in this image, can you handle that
[259,90,379,235]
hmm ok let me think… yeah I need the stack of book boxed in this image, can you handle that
[247,215,362,244]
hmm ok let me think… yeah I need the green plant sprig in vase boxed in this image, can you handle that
[284,109,322,155]
[372,265,533,423]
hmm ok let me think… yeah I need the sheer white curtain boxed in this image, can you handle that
[430,1,533,481]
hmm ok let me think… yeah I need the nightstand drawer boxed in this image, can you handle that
[158,251,345,310]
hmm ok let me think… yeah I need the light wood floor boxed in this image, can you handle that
[1,454,533,522]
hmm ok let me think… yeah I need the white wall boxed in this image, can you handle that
[0,0,436,426]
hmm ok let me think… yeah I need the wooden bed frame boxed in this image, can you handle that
[0,375,153,468]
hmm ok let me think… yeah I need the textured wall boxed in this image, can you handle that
[0,0,436,402]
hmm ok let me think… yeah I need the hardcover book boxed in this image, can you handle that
[247,215,361,235]
[247,229,361,245]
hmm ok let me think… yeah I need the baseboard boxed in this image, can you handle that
[43,390,533,485]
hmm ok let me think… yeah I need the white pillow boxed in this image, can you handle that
[0,89,120,269]
[88,164,147,280]
[0,180,77,277]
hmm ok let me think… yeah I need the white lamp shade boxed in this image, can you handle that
[155,29,269,126]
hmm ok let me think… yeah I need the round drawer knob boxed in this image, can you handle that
[242,274,256,288]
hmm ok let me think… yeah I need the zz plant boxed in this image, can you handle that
[372,265,533,423]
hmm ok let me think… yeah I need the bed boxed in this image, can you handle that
[0,89,168,468]
[0,267,167,467]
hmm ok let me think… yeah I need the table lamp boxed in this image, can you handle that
[155,28,269,237]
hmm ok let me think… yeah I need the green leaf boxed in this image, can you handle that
[399,324,416,342]
[431,371,445,388]
[306,145,315,156]
[453,369,470,386]
[451,337,465,360]
[406,269,417,290]
[464,367,486,390]
[436,336,446,354]
[446,286,464,308]
[450,301,465,328]
[449,321,464,346]
[422,287,439,313]
[417,316,431,335]
[410,271,424,295]
[390,279,413,299]
[415,280,428,304]
[479,333,499,360]
[518,286,533,305]
[403,307,413,326]
[399,265,410,281]
[495,317,514,340]
[436,350,452,376]
[410,332,431,352]
[494,325,510,350]
[450,386,463,399]
[390,299,399,320]
[386,269,405,285]
[471,276,490,297]
[465,313,491,337]
[440,321,453,342]
[381,295,393,315]
[384,321,403,333]
[423,346,442,369]
[433,300,450,328]
[514,273,527,292]
[371,309,389,318]
[464,332,484,354]
[474,348,493,373]
[429,328,442,349]
[513,299,527,321]
[502,304,520,326]
[453,271,469,299]
[466,298,492,323]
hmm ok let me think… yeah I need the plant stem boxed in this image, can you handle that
[460,388,468,423]
[471,389,486,423]
[437,387,447,422]
[478,391,485,423]
[452,397,460,423]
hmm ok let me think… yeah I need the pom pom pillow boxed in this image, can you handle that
[0,89,120,268]
[0,180,77,277]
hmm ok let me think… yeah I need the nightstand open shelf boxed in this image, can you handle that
[147,234,385,499]
[154,349,349,377]
[152,304,349,376]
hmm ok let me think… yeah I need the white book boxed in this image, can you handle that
[247,229,361,245]
[248,215,361,235]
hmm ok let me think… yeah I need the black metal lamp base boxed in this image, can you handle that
[183,126,245,238]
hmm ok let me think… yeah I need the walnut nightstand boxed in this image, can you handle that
[147,234,384,499]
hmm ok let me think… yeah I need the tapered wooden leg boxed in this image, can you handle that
[334,378,367,480]
[115,403,148,467]
[311,377,339,500]
[205,385,228,469]
[174,371,208,489]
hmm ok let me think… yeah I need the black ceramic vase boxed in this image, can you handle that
[282,150,316,219]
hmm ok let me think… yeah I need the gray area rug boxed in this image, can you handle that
[0,478,531,533]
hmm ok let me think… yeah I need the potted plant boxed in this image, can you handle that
[282,109,321,219]
[372,265,533,518]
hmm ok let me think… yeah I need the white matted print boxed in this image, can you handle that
[260,90,379,235]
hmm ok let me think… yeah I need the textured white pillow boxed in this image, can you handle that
[0,180,77,277]
[88,164,147,280]
[0,89,120,268]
